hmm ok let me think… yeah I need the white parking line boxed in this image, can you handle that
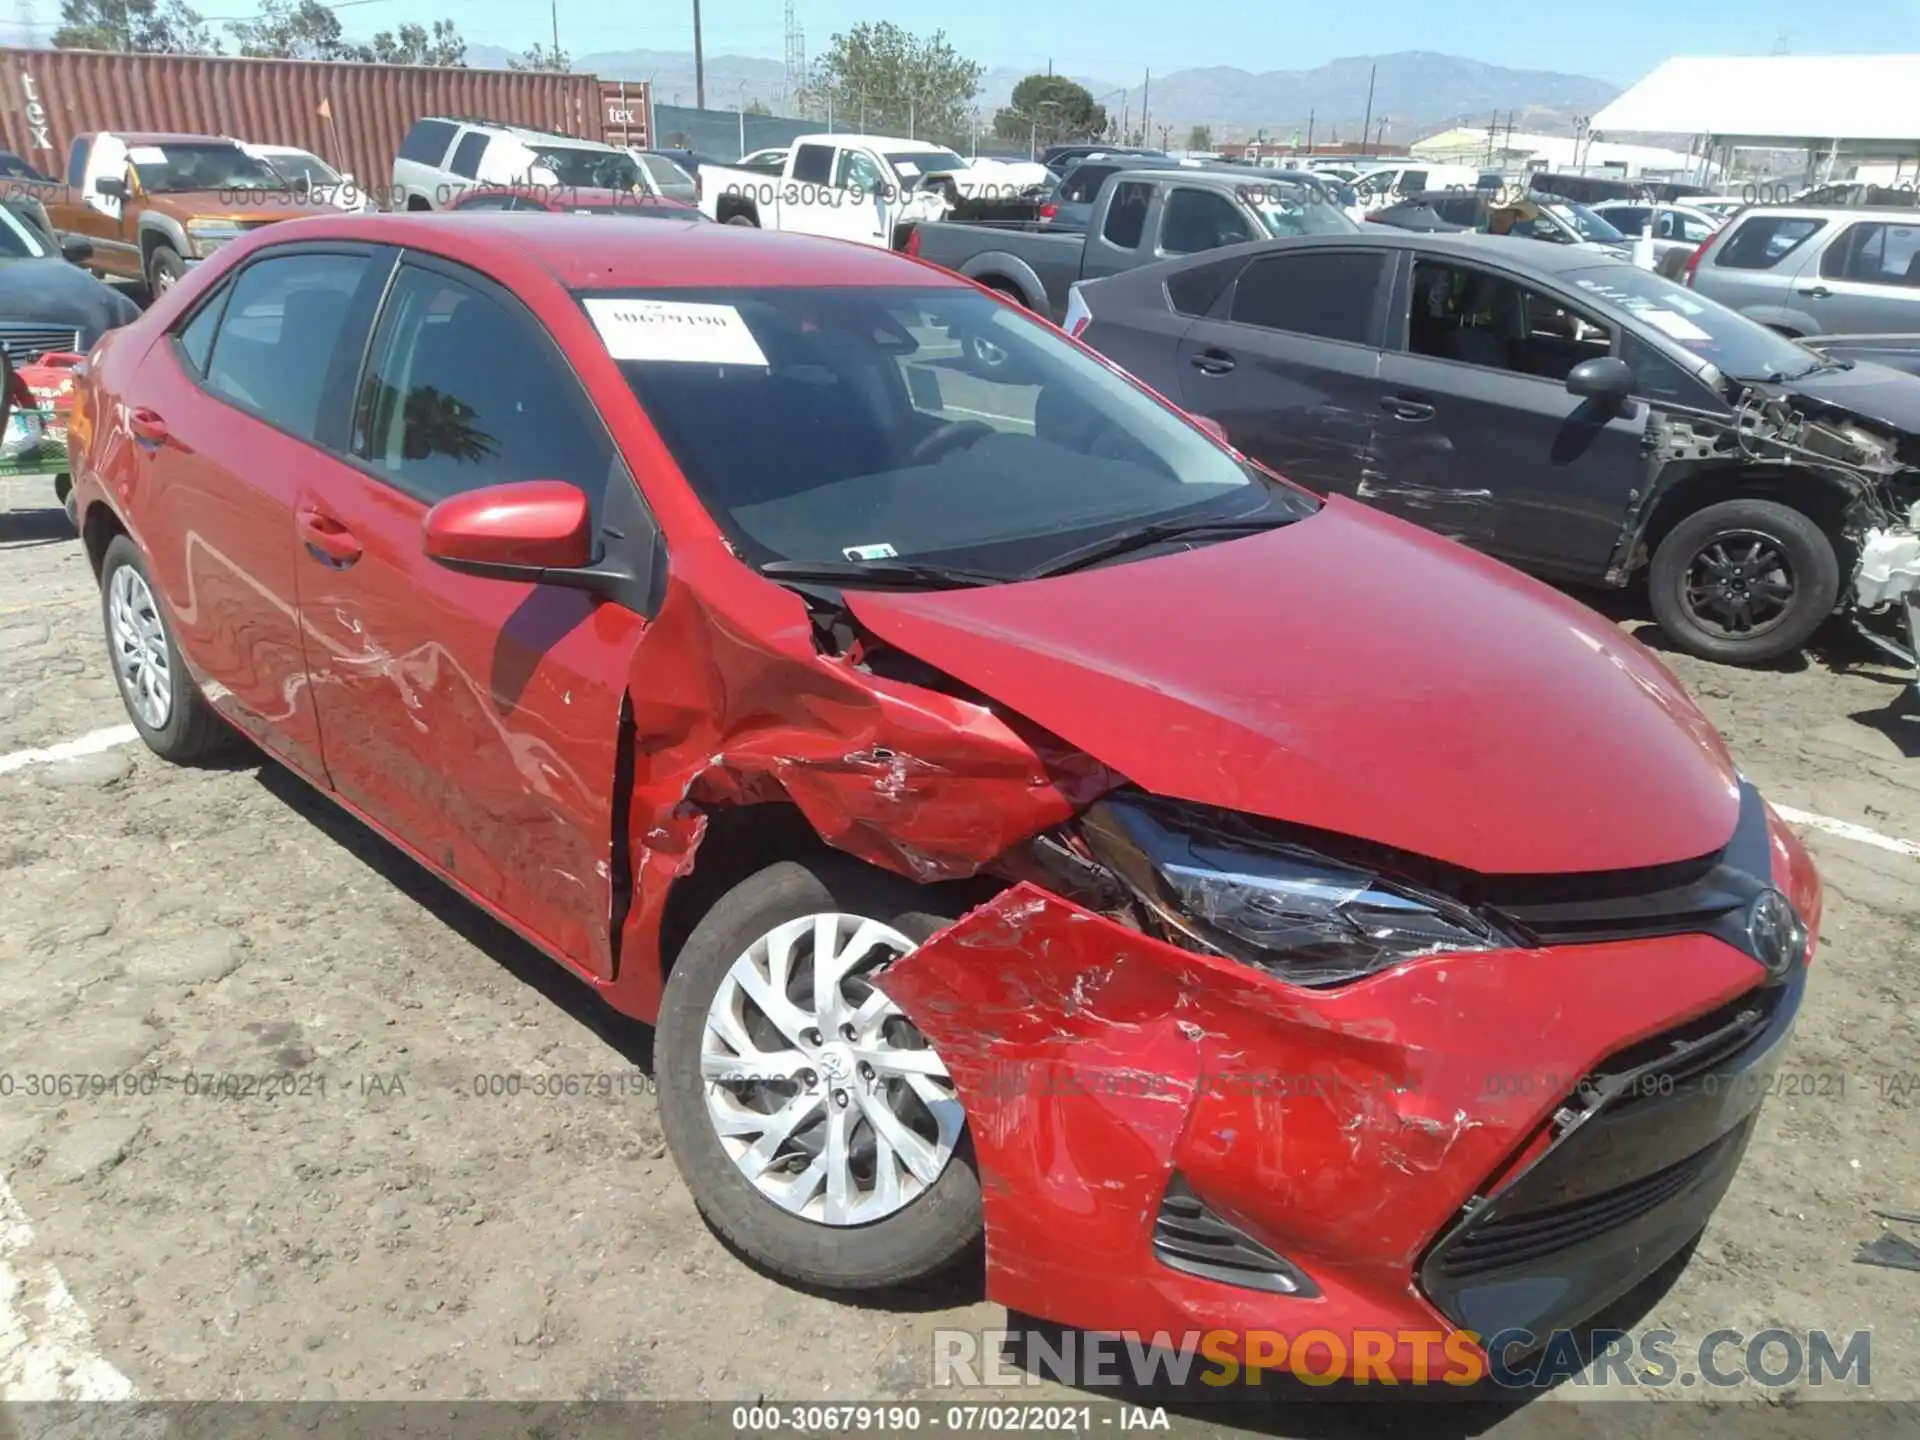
[0,1175,134,1399]
[1772,804,1920,861]
[0,725,138,777]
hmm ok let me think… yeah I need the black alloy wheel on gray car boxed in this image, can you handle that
[1647,498,1840,665]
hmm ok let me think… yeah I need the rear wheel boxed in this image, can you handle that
[654,854,981,1290]
[1648,498,1839,665]
[99,534,242,764]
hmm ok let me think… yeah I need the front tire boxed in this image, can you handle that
[99,534,241,764]
[145,244,187,299]
[655,854,981,1291]
[1648,498,1839,664]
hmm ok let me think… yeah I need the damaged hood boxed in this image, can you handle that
[1764,357,1920,435]
[848,496,1741,876]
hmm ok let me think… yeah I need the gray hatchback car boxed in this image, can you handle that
[1685,205,1920,336]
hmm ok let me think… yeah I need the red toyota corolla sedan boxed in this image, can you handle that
[67,211,1820,1378]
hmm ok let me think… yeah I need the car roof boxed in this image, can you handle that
[1174,229,1637,274]
[1733,203,1916,218]
[421,118,623,153]
[116,132,237,147]
[211,212,971,290]
[801,135,958,152]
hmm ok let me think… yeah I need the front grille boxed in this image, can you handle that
[1431,1123,1745,1280]
[1152,1175,1318,1296]
[1591,982,1787,1111]
[0,325,82,366]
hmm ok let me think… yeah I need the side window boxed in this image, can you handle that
[791,144,834,185]
[1396,169,1428,196]
[1677,212,1714,243]
[1102,181,1152,250]
[1610,206,1651,234]
[1622,332,1716,408]
[352,265,616,513]
[1158,189,1253,255]
[1165,254,1245,317]
[1230,250,1387,345]
[398,119,458,166]
[1436,194,1481,226]
[174,283,229,376]
[1715,215,1823,270]
[1407,259,1613,382]
[202,253,371,441]
[833,150,884,193]
[67,136,89,188]
[448,132,490,181]
[1822,222,1920,287]
[1061,165,1114,204]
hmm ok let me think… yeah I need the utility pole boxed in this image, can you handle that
[1305,108,1314,155]
[550,0,559,61]
[1141,69,1150,149]
[692,0,706,109]
[1360,62,1376,156]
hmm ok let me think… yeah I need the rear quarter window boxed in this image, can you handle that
[398,119,458,167]
[1714,215,1824,270]
[1165,254,1245,317]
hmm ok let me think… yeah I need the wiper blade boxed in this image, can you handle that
[1022,513,1295,580]
[757,559,1011,589]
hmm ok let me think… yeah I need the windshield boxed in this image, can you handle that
[1558,201,1626,243]
[259,152,341,188]
[1244,181,1361,237]
[0,153,48,181]
[0,205,50,259]
[580,285,1311,576]
[638,154,693,188]
[530,147,641,190]
[127,143,279,193]
[1564,264,1823,383]
[884,150,968,178]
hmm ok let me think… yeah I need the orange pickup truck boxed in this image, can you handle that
[19,130,337,296]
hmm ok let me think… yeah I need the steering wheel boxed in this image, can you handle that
[908,419,996,466]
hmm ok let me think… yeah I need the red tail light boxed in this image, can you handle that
[903,227,922,256]
[1682,240,1707,286]
[1039,202,1058,222]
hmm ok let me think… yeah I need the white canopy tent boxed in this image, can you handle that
[1591,55,1920,186]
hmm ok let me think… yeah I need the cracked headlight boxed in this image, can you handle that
[1081,798,1517,987]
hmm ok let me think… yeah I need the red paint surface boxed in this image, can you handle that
[422,480,593,569]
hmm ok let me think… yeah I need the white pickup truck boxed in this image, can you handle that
[697,134,1047,247]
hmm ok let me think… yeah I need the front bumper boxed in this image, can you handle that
[882,800,1820,1380]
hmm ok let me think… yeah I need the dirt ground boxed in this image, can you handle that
[2,468,1918,1433]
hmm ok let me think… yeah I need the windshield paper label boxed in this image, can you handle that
[126,146,168,165]
[843,543,897,561]
[1637,308,1712,342]
[583,298,769,366]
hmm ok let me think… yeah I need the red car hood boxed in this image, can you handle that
[847,496,1740,875]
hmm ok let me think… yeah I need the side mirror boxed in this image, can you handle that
[61,236,94,263]
[423,480,593,578]
[1191,414,1229,445]
[1566,355,1636,412]
[94,177,126,199]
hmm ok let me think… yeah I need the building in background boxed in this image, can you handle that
[1410,126,1707,180]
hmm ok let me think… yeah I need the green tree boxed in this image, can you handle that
[810,22,982,144]
[507,42,570,72]
[54,0,216,52]
[744,98,771,116]
[992,74,1105,150]
[227,0,351,58]
[357,20,466,66]
[1187,124,1212,151]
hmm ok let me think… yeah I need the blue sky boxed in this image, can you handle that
[373,0,1920,86]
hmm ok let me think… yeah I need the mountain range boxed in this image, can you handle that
[467,46,1621,142]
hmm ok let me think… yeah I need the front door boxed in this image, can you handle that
[1374,254,1648,578]
[69,133,139,278]
[1174,246,1393,498]
[297,254,647,978]
[127,244,388,782]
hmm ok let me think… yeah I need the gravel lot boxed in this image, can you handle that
[2,468,1918,1433]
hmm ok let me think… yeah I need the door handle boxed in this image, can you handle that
[1797,284,1831,299]
[1380,395,1435,422]
[1189,348,1236,375]
[296,506,363,569]
[128,407,169,446]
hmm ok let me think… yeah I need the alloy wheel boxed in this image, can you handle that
[700,912,962,1226]
[1683,529,1796,640]
[108,563,172,730]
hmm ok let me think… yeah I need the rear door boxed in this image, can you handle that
[126,242,392,781]
[1694,212,1829,331]
[1172,246,1392,496]
[1373,252,1647,576]
[1808,218,1920,333]
[296,252,650,980]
